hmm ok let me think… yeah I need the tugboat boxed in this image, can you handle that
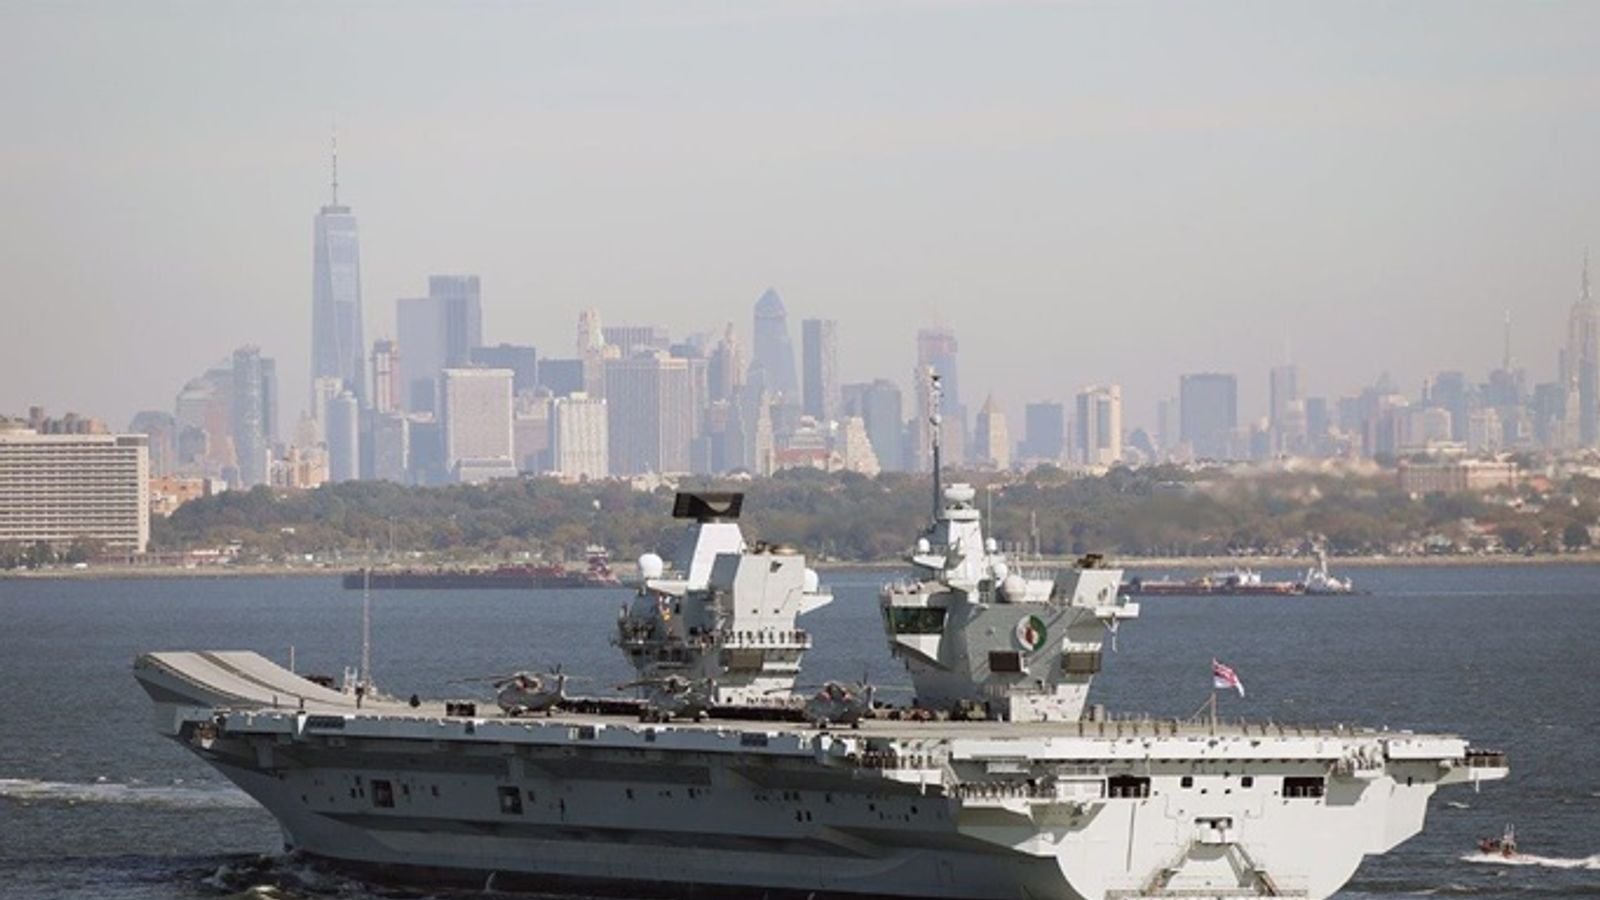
[1478,824,1519,859]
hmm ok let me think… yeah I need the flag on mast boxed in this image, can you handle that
[1212,658,1244,697]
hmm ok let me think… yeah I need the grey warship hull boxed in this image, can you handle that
[136,651,1506,900]
[135,484,1504,900]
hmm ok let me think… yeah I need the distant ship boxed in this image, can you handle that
[342,546,621,590]
[1299,551,1357,595]
[1123,566,1305,596]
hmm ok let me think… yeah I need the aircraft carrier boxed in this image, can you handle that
[135,407,1506,899]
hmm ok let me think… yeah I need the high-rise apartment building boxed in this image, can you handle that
[749,289,799,400]
[1075,384,1123,467]
[310,142,365,404]
[551,393,608,481]
[441,368,515,484]
[605,352,696,476]
[1179,373,1238,460]
[1019,402,1066,463]
[0,431,150,552]
[800,319,838,422]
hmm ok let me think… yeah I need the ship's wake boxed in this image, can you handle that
[1460,851,1600,870]
[0,776,256,809]
[203,854,370,898]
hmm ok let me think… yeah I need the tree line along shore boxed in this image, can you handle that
[4,463,1599,572]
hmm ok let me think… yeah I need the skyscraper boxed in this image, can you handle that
[370,340,400,415]
[369,412,410,483]
[127,411,177,477]
[974,395,1010,470]
[430,275,483,368]
[395,276,484,414]
[325,391,361,483]
[441,368,515,484]
[605,352,696,476]
[1020,402,1066,463]
[707,323,744,405]
[916,327,965,464]
[310,139,365,404]
[602,325,670,358]
[1179,373,1238,460]
[1562,255,1600,447]
[748,289,799,400]
[801,319,838,422]
[231,346,272,488]
[1075,384,1123,467]
[551,393,609,481]
[843,379,904,472]
[470,344,539,396]
[1267,364,1304,454]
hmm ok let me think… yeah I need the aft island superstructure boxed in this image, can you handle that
[136,477,1506,899]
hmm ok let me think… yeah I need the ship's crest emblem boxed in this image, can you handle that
[1015,614,1047,652]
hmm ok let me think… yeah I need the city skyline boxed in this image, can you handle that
[6,4,1600,434]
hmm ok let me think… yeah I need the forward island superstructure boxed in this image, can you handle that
[135,456,1506,899]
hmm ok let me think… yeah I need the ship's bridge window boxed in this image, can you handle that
[886,607,947,635]
[989,651,1023,674]
[1107,775,1150,799]
[1283,776,1326,799]
[371,779,394,809]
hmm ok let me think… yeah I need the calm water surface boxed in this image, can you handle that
[1,564,1596,899]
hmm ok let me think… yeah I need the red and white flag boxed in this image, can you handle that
[1212,658,1245,697]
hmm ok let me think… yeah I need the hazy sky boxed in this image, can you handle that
[5,1,1600,433]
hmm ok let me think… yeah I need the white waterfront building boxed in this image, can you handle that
[0,430,150,553]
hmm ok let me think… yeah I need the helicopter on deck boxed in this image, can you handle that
[777,676,906,729]
[458,668,585,717]
[618,675,716,723]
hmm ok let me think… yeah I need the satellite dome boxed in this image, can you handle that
[985,538,999,553]
[638,553,665,580]
[916,537,931,554]
[1001,574,1029,600]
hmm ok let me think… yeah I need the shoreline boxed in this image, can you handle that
[6,551,1600,581]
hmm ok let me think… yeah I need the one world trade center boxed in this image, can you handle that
[310,138,364,405]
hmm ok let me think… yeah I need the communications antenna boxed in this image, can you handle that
[361,540,372,693]
[928,370,943,521]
